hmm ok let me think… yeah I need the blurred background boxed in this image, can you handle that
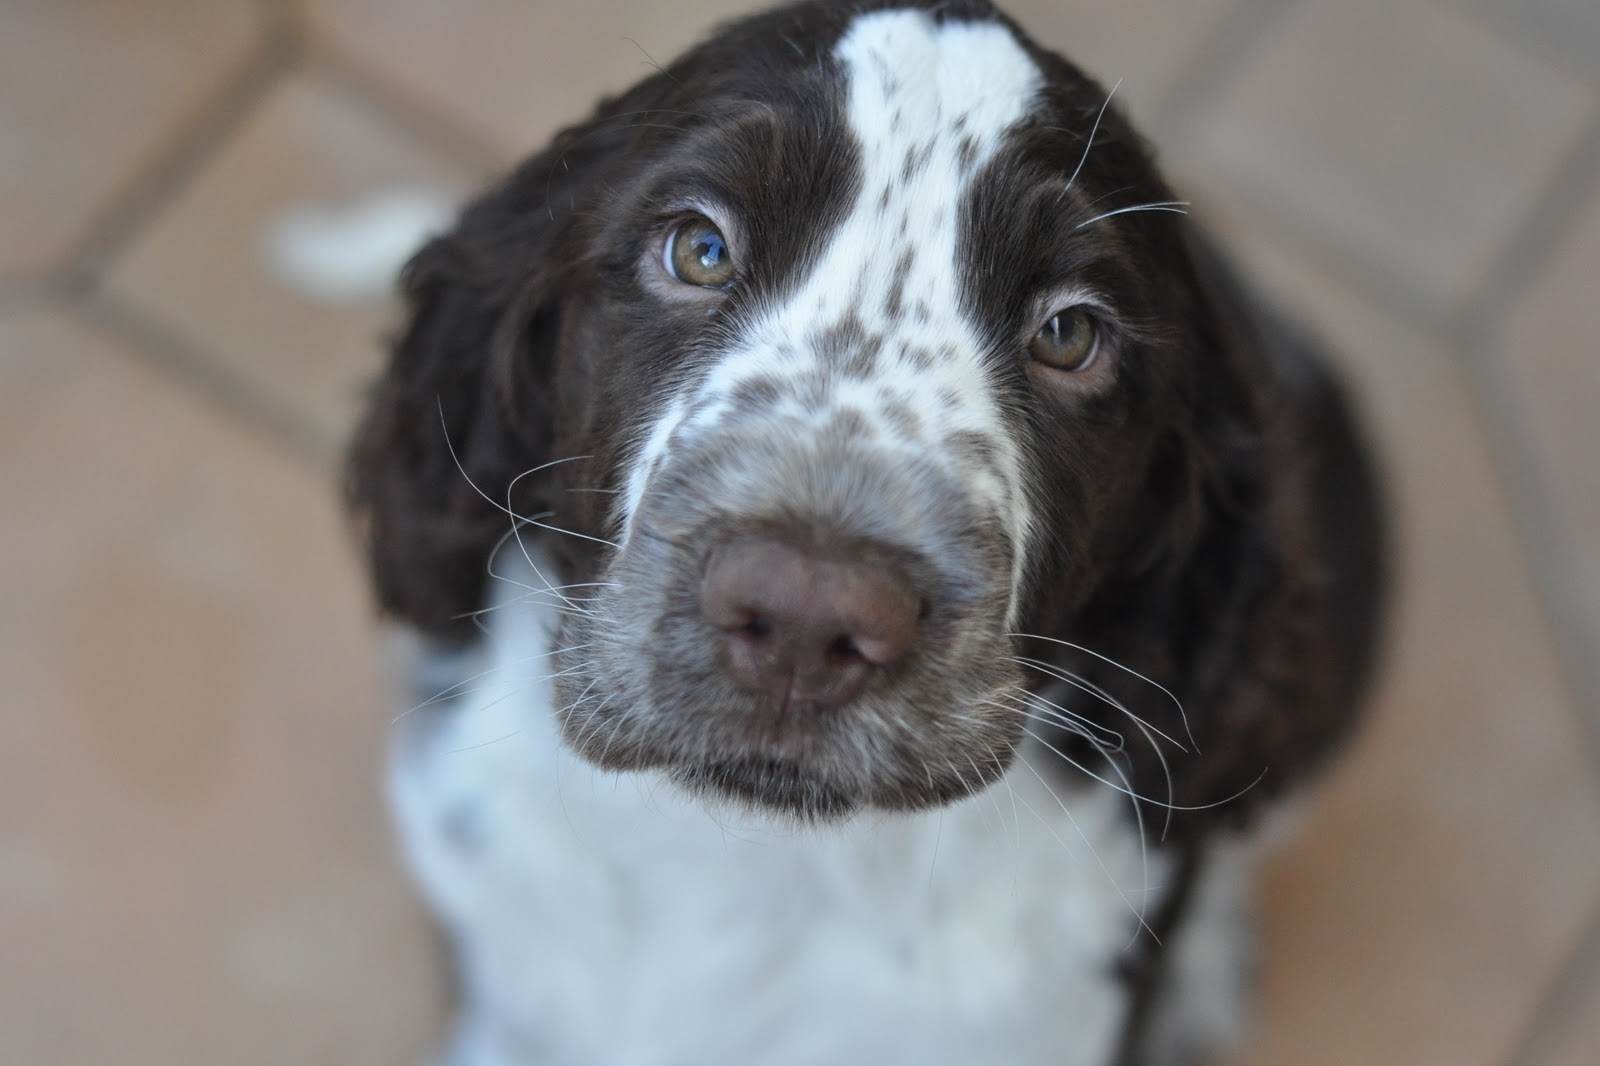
[2,0,1597,1063]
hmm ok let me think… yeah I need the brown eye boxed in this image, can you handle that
[1029,307,1098,371]
[665,216,735,288]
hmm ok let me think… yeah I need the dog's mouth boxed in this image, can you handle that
[669,755,858,822]
[553,667,1026,822]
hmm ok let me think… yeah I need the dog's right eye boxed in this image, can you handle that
[664,217,736,289]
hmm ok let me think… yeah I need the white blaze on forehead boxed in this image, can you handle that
[803,9,1042,341]
[797,9,1041,339]
[837,10,1042,169]
[822,10,1044,600]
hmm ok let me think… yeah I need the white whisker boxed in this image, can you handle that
[521,516,620,549]
[1010,633,1199,751]
[1013,655,1188,752]
[436,398,589,524]
[998,696,1113,750]
[1074,201,1190,230]
[392,645,592,724]
[444,728,523,755]
[985,742,1025,859]
[1065,77,1121,191]
[1012,753,1156,940]
[1002,686,1126,753]
[1018,725,1261,814]
[967,753,1011,836]
[435,400,607,604]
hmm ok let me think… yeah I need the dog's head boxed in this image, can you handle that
[350,0,1269,821]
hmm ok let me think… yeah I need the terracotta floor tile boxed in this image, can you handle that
[0,0,260,281]
[975,0,1241,123]
[1457,0,1600,81]
[0,313,440,1065]
[1185,208,1600,1066]
[1500,188,1600,672]
[1173,0,1595,315]
[10,3,1600,1063]
[307,0,759,164]
[308,0,1236,162]
[102,71,479,462]
[1539,954,1600,1066]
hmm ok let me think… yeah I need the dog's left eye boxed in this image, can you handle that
[1029,308,1099,372]
[664,217,735,289]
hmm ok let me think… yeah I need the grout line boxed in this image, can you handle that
[71,294,331,477]
[1456,106,1600,336]
[1449,109,1600,773]
[1183,180,1458,336]
[301,37,506,177]
[1503,895,1600,1066]
[45,1,331,478]
[1447,112,1600,1065]
[1151,0,1463,342]
[48,0,489,492]
[55,15,302,297]
[1448,0,1600,95]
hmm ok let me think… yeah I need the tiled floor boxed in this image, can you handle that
[2,1,1597,1063]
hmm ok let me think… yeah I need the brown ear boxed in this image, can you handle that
[345,90,658,640]
[1109,228,1386,832]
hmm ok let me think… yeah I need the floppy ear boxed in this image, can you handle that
[345,91,658,641]
[1129,228,1383,830]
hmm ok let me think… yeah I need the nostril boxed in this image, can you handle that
[700,536,922,706]
[848,622,916,668]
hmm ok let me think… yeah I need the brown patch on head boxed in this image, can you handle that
[883,246,916,320]
[899,344,935,372]
[729,375,784,415]
[813,315,884,380]
[949,429,1003,481]
[957,134,979,172]
[880,400,923,441]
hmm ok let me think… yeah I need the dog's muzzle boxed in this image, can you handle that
[555,408,1026,818]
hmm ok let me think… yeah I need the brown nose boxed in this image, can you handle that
[700,538,921,709]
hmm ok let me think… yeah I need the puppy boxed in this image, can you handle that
[347,2,1386,1063]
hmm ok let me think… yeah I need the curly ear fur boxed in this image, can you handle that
[1044,228,1387,834]
[345,87,665,640]
[1172,231,1386,823]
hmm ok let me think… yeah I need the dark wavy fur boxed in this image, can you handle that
[347,0,1386,902]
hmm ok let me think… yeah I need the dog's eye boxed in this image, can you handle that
[665,217,735,289]
[1029,308,1098,372]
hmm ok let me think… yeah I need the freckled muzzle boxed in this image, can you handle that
[553,416,1029,821]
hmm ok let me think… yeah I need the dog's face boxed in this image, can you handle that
[352,1,1240,822]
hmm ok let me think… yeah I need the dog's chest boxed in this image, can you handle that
[391,581,1155,1066]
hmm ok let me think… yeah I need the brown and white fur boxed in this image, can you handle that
[347,3,1387,1063]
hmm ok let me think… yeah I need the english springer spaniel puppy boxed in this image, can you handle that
[347,2,1386,1063]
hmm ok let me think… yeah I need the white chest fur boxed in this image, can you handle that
[388,557,1174,1066]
